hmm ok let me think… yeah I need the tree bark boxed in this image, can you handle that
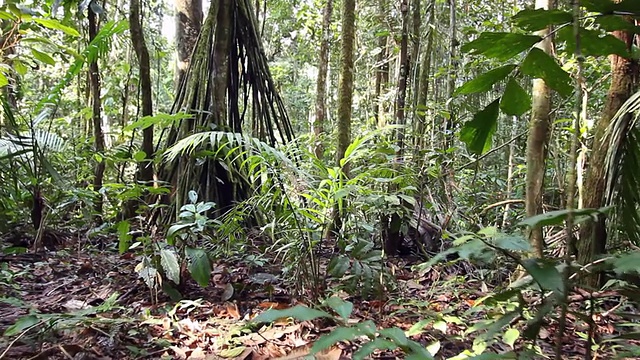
[577,21,638,286]
[525,0,553,258]
[335,0,356,176]
[88,5,105,222]
[124,0,155,218]
[373,0,388,128]
[175,0,203,89]
[312,0,333,159]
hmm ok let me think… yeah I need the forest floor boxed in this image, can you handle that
[0,228,636,359]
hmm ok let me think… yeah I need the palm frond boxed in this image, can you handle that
[604,90,640,244]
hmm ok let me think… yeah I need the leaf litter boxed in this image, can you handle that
[0,230,639,359]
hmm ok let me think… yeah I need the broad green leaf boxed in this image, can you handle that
[500,78,531,116]
[503,328,520,348]
[30,48,55,65]
[253,305,331,324]
[133,150,147,162]
[426,341,441,357]
[124,113,192,131]
[512,9,572,31]
[13,60,28,76]
[186,248,211,287]
[520,48,573,97]
[462,32,542,61]
[582,0,617,13]
[596,15,640,33]
[116,220,132,254]
[460,99,500,155]
[454,65,516,96]
[610,252,640,275]
[33,18,80,37]
[327,256,350,277]
[325,297,353,320]
[311,321,377,354]
[493,234,531,252]
[517,207,608,227]
[160,249,180,284]
[557,26,630,58]
[354,338,397,360]
[522,259,564,295]
[4,315,39,336]
[407,319,431,336]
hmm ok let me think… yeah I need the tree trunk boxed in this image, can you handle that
[125,0,155,218]
[442,0,456,208]
[383,0,410,256]
[175,0,203,88]
[312,0,333,159]
[89,5,105,222]
[335,0,356,175]
[373,0,388,128]
[577,21,638,286]
[414,0,435,153]
[525,0,553,258]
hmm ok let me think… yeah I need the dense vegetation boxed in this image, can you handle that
[1,0,640,359]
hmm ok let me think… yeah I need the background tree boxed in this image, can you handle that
[525,0,553,258]
[175,0,203,87]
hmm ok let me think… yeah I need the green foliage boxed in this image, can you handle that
[460,99,500,155]
[253,297,436,360]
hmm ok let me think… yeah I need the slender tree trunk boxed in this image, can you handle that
[175,0,203,88]
[577,21,638,286]
[442,0,456,208]
[373,0,388,128]
[312,0,333,159]
[383,0,410,256]
[124,0,155,218]
[335,0,356,175]
[89,6,105,222]
[525,0,553,258]
[502,115,518,229]
[415,0,435,153]
[0,20,20,130]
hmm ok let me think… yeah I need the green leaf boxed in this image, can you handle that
[0,72,8,88]
[557,26,630,58]
[218,346,246,358]
[517,207,608,227]
[520,48,573,97]
[522,259,564,295]
[186,248,211,287]
[4,315,39,336]
[124,113,192,131]
[252,305,332,324]
[503,328,520,348]
[610,252,640,275]
[324,297,353,320]
[460,99,500,155]
[133,150,147,162]
[355,338,397,359]
[327,256,350,277]
[454,65,516,96]
[311,321,377,354]
[596,15,640,33]
[500,78,531,116]
[512,9,572,31]
[160,249,180,284]
[33,18,80,37]
[493,234,531,252]
[117,220,132,254]
[462,32,542,61]
[30,48,55,65]
[582,0,617,13]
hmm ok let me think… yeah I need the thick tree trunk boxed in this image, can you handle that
[175,0,203,88]
[312,0,333,159]
[525,0,553,258]
[89,6,105,222]
[577,23,638,286]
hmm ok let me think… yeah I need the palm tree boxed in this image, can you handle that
[156,0,294,222]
